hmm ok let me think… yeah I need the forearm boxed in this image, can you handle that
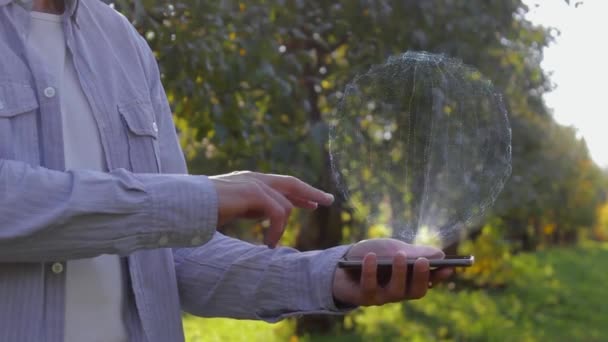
[174,233,353,322]
[0,158,217,262]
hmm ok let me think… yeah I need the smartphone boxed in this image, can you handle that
[337,255,474,286]
[337,255,475,269]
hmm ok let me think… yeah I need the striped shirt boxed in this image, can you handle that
[0,0,350,341]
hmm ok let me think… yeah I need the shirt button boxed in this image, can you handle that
[51,262,64,274]
[152,122,159,133]
[191,235,202,246]
[158,235,169,246]
[43,87,56,98]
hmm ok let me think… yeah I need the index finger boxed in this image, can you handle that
[254,174,335,206]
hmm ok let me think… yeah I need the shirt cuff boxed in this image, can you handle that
[135,173,218,247]
[287,244,358,315]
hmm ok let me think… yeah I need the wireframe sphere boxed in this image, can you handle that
[329,51,512,246]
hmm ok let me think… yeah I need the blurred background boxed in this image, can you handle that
[111,0,608,340]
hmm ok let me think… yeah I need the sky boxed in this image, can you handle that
[523,0,608,168]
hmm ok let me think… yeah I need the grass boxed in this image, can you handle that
[183,242,608,341]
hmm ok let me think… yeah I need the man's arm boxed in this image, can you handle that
[0,160,218,262]
[174,233,352,321]
[135,25,457,317]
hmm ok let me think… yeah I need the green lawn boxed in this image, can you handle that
[183,243,608,341]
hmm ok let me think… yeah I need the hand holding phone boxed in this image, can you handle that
[332,239,462,305]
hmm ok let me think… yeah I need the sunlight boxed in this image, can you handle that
[525,0,608,167]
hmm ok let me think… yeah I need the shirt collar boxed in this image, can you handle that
[0,0,80,18]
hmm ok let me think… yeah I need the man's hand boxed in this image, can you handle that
[333,238,453,306]
[210,171,334,248]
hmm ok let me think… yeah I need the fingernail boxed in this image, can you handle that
[325,193,335,202]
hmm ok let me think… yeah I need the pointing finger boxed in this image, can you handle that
[254,174,335,206]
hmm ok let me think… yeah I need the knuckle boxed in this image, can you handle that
[281,177,296,191]
[292,177,307,190]
[232,170,251,177]
[247,183,263,196]
[288,175,306,189]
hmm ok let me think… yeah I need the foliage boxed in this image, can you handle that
[112,0,608,252]
[458,219,515,288]
[497,121,605,249]
[183,315,294,342]
[183,242,608,341]
[593,201,608,241]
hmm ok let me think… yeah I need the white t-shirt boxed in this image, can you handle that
[27,11,128,342]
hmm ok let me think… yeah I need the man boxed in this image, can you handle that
[0,0,453,340]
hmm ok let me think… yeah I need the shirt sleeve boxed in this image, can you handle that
[174,233,355,321]
[0,159,218,262]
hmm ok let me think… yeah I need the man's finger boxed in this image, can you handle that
[254,174,334,206]
[386,252,407,301]
[250,186,286,248]
[407,258,430,300]
[259,182,294,216]
[258,183,294,248]
[360,252,378,302]
[286,195,319,210]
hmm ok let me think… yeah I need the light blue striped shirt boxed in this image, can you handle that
[0,0,350,340]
